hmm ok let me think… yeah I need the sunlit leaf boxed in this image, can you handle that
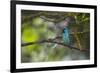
[22,27,39,42]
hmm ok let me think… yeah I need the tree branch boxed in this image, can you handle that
[21,38,88,51]
[21,31,89,51]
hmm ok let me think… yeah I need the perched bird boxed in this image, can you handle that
[50,17,75,49]
[55,17,75,44]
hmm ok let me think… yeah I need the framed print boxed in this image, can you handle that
[10,0,97,73]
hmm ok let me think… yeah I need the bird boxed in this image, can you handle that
[55,17,74,44]
[51,17,75,48]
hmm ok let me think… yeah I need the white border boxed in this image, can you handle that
[16,4,94,69]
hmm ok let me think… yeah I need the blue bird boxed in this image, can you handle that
[48,17,75,48]
[56,17,73,45]
[62,27,70,44]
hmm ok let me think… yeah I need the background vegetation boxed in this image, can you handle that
[21,10,90,63]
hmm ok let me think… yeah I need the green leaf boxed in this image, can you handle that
[22,27,39,42]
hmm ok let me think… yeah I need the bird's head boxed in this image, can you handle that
[55,16,76,31]
[64,16,76,26]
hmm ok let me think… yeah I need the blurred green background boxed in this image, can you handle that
[21,10,90,63]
